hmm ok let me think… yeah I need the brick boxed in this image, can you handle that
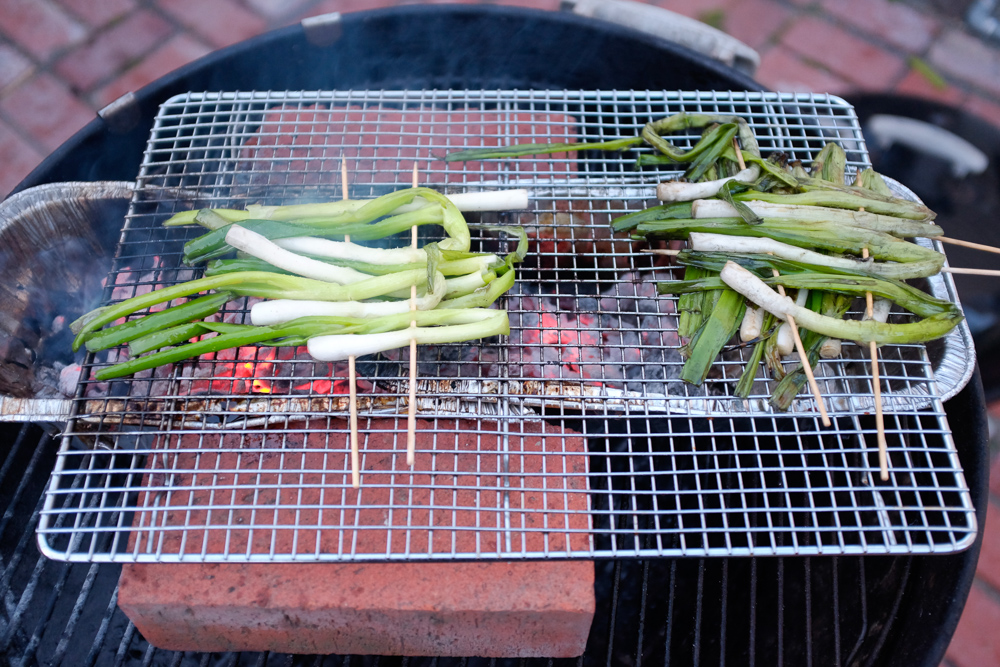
[117,419,594,656]
[158,0,269,49]
[755,46,852,95]
[243,0,314,20]
[780,16,907,91]
[929,29,1000,99]
[0,73,94,152]
[92,34,212,108]
[820,0,938,52]
[302,0,401,18]
[945,583,1000,667]
[0,0,86,61]
[990,449,1000,500]
[0,42,34,94]
[55,0,136,28]
[120,559,595,657]
[481,0,562,9]
[714,0,791,51]
[53,10,173,92]
[0,118,45,198]
[893,66,965,107]
[978,500,1000,592]
[654,0,733,22]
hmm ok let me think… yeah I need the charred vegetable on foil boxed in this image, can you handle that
[71,187,527,380]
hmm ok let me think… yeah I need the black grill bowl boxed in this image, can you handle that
[2,6,987,667]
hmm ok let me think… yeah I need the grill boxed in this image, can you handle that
[37,90,976,564]
[0,420,979,666]
[2,7,989,665]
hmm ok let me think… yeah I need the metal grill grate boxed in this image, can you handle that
[38,90,977,562]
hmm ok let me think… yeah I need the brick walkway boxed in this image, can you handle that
[1,0,999,664]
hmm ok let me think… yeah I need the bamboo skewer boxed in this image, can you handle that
[936,236,1000,255]
[862,245,889,481]
[940,267,1000,276]
[342,158,361,488]
[407,162,420,467]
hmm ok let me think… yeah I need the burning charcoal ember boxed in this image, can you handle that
[58,363,82,397]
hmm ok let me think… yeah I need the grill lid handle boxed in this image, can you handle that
[561,0,760,75]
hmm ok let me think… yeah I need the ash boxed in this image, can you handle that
[507,269,683,397]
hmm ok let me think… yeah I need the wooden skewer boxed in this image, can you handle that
[407,162,419,467]
[940,267,1000,276]
[732,138,831,426]
[863,245,889,481]
[775,277,832,427]
[936,236,1000,256]
[641,248,681,255]
[342,158,361,489]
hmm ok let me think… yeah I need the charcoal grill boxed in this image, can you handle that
[33,89,977,565]
[0,5,989,666]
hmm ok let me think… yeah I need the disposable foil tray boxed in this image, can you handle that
[38,90,978,562]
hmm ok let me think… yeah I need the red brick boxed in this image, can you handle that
[117,419,594,656]
[483,0,562,9]
[55,0,137,28]
[158,0,269,49]
[304,0,402,17]
[779,16,907,91]
[715,0,791,51]
[820,0,938,52]
[0,42,34,93]
[755,46,852,95]
[893,66,965,107]
[977,500,1000,592]
[243,0,314,20]
[0,0,87,61]
[929,29,1000,99]
[0,73,94,152]
[93,34,212,108]
[53,10,174,92]
[945,583,1000,667]
[0,118,46,198]
[654,0,733,22]
[120,559,594,656]
[990,449,1000,500]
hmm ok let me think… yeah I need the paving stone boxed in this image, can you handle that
[820,0,938,52]
[990,449,1000,499]
[158,0,269,49]
[977,500,1000,593]
[304,0,405,18]
[966,95,1000,131]
[945,583,1000,667]
[0,42,34,94]
[55,0,137,28]
[713,0,791,51]
[0,117,45,197]
[0,0,87,61]
[54,10,175,93]
[780,15,907,90]
[929,28,1000,99]
[93,34,213,108]
[0,73,94,152]
[479,0,562,9]
[654,0,733,22]
[755,46,852,94]
[892,66,965,106]
[243,0,315,20]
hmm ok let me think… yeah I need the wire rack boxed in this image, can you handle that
[38,90,977,563]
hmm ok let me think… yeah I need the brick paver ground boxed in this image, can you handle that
[1,0,999,664]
